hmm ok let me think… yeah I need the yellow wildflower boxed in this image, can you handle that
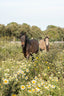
[11,94,17,96]
[28,90,32,93]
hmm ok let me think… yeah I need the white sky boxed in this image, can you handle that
[0,0,64,30]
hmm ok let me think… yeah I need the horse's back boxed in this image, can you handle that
[31,39,39,46]
[30,39,39,53]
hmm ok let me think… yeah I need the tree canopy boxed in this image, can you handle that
[0,22,64,41]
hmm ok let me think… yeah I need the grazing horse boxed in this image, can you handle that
[39,36,49,51]
[20,33,39,59]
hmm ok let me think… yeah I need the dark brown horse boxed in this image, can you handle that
[39,36,49,51]
[20,33,39,59]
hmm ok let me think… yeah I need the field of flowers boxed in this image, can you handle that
[0,40,64,96]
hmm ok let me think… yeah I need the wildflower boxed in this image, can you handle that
[2,77,4,80]
[5,73,9,77]
[9,76,12,80]
[27,85,31,88]
[17,70,21,75]
[25,76,28,80]
[44,73,47,76]
[48,66,50,69]
[36,57,38,59]
[26,69,29,72]
[48,84,51,87]
[20,85,25,90]
[1,86,3,88]
[38,74,40,77]
[38,83,41,87]
[22,75,25,78]
[58,71,60,74]
[11,94,17,96]
[3,79,9,84]
[47,80,50,83]
[23,73,26,76]
[45,82,47,85]
[16,79,18,81]
[32,88,35,92]
[35,76,38,80]
[44,85,49,90]
[51,85,55,88]
[28,90,32,93]
[24,65,26,67]
[56,79,58,82]
[34,64,36,66]
[41,81,44,86]
[58,88,60,90]
[49,77,52,80]
[21,71,24,74]
[36,87,40,92]
[45,61,48,63]
[32,80,36,84]
[40,91,43,94]
[14,74,17,78]
[28,64,31,66]
[52,79,54,81]
[5,69,9,72]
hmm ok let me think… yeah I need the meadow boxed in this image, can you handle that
[0,39,64,96]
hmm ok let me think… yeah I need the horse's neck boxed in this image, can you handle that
[26,38,30,44]
[23,38,30,49]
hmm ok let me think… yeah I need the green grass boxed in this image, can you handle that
[0,40,64,96]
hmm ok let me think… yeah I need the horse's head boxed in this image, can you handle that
[44,36,49,51]
[44,36,49,46]
[20,33,26,48]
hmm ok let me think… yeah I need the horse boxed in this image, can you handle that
[20,33,39,59]
[39,36,49,51]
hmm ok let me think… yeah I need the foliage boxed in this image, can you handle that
[44,25,64,41]
[0,39,64,96]
[0,22,64,41]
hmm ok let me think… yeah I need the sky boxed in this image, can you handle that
[0,0,64,30]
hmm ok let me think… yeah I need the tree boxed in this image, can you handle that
[30,26,43,39]
[5,22,19,37]
[20,23,31,38]
[44,25,64,41]
[0,24,5,37]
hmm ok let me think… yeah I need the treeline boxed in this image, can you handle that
[0,22,64,41]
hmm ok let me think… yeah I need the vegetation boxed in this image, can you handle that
[0,22,64,41]
[0,38,64,96]
[0,22,64,95]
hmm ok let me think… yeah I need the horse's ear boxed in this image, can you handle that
[46,36,49,39]
[48,37,49,39]
[44,36,49,41]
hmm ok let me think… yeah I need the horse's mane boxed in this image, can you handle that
[25,35,31,45]
[20,32,31,46]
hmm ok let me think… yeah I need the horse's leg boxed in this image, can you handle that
[40,49,42,51]
[30,54,34,61]
[26,51,30,60]
[46,45,49,51]
[44,47,47,52]
[26,55,29,60]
